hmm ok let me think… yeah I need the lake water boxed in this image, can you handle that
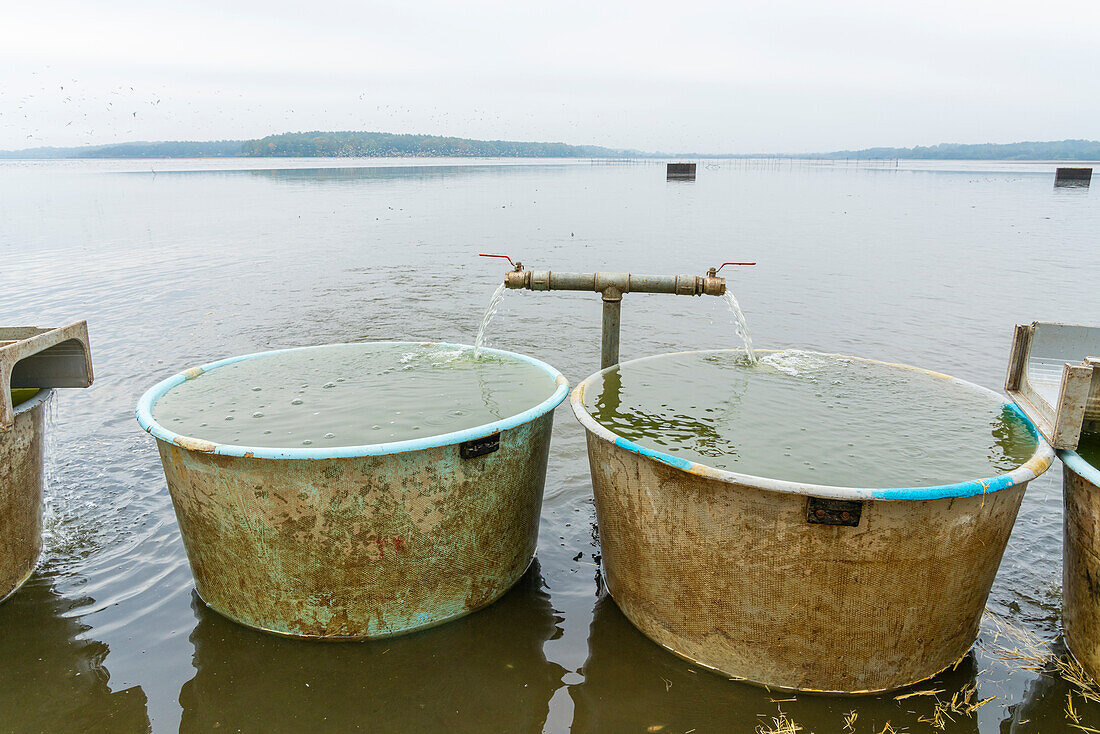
[581,349,1037,487]
[0,156,1098,732]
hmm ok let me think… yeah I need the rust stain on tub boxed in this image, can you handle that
[173,435,218,453]
[1024,452,1053,475]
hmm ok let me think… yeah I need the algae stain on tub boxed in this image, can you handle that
[138,341,568,639]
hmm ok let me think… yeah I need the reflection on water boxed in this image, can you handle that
[180,563,565,733]
[572,595,987,733]
[0,577,151,733]
[1002,638,1087,732]
[241,164,575,185]
[588,359,748,460]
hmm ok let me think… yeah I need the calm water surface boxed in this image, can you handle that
[151,343,557,449]
[582,349,1037,486]
[0,157,1098,733]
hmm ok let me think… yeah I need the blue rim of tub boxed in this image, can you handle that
[136,341,569,460]
[1060,448,1100,486]
[570,348,1056,503]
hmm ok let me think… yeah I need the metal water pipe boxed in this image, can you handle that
[480,254,755,369]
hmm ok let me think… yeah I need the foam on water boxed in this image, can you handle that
[152,343,557,449]
[583,349,1038,487]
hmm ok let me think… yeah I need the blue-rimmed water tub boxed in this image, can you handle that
[571,349,1054,693]
[137,342,568,639]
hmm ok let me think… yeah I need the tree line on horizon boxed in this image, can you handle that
[2,133,1098,160]
[0,132,636,159]
[239,131,634,158]
[813,139,1100,160]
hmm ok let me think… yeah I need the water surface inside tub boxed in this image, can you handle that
[153,343,558,449]
[1076,431,1100,469]
[583,350,1037,487]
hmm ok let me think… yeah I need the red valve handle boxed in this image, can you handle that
[716,262,756,273]
[479,253,515,267]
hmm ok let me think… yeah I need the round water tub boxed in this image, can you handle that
[1,388,52,603]
[137,342,568,639]
[1060,447,1100,682]
[571,349,1054,693]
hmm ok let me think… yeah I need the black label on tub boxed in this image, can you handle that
[461,433,501,459]
[806,497,863,527]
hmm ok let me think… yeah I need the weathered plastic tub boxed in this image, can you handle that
[0,389,53,603]
[571,349,1055,693]
[1060,449,1100,681]
[137,342,568,639]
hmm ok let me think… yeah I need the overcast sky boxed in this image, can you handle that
[3,0,1098,153]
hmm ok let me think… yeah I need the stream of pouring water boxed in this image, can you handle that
[474,281,508,356]
[474,281,757,364]
[723,291,758,364]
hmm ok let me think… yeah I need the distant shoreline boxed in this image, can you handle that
[2,156,1098,166]
[3,132,1099,162]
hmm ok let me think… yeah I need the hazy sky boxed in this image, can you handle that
[3,0,1098,152]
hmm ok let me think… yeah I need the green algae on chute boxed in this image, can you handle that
[583,349,1038,488]
[152,343,559,449]
[10,389,39,408]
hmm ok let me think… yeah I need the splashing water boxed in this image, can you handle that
[474,281,508,356]
[722,291,757,364]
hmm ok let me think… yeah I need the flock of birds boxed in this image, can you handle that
[1,69,565,152]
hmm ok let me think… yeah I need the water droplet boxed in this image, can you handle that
[323,382,336,389]
[324,432,335,439]
[224,416,234,421]
[291,399,303,405]
[302,439,312,446]
[251,386,262,392]
[252,412,264,418]
[372,425,381,430]
[263,430,272,435]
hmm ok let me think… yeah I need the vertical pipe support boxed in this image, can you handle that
[601,286,623,370]
[497,264,740,370]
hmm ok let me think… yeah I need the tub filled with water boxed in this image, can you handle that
[571,349,1053,693]
[137,341,568,639]
[1059,430,1100,682]
[1,388,52,603]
